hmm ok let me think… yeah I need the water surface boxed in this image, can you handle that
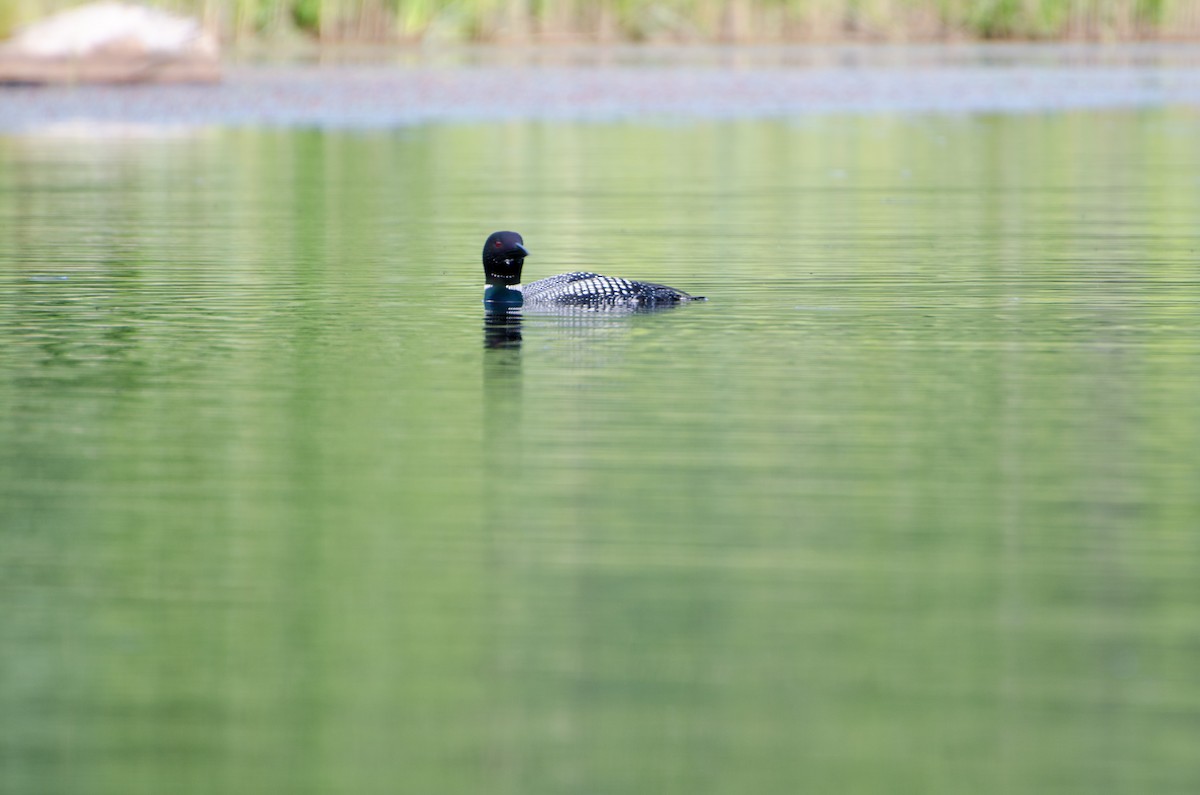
[2,110,1199,793]
[5,44,1200,129]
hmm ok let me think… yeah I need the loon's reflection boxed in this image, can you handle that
[482,307,523,474]
[483,306,523,350]
[482,306,523,427]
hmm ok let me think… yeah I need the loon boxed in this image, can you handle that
[482,231,704,309]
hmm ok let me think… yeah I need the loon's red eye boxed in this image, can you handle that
[494,240,503,247]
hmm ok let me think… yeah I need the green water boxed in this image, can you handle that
[2,113,1199,794]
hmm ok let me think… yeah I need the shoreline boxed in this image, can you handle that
[224,40,1200,67]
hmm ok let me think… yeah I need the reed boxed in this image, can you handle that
[1,0,1197,42]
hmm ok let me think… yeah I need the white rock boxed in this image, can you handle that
[7,2,217,58]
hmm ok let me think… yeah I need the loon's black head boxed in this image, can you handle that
[483,231,529,287]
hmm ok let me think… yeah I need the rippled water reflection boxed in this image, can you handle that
[2,112,1199,793]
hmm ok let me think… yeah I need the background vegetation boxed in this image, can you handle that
[1,0,1198,44]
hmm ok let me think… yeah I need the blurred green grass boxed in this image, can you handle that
[0,0,1196,45]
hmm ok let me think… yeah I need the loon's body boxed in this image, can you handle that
[482,231,703,310]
